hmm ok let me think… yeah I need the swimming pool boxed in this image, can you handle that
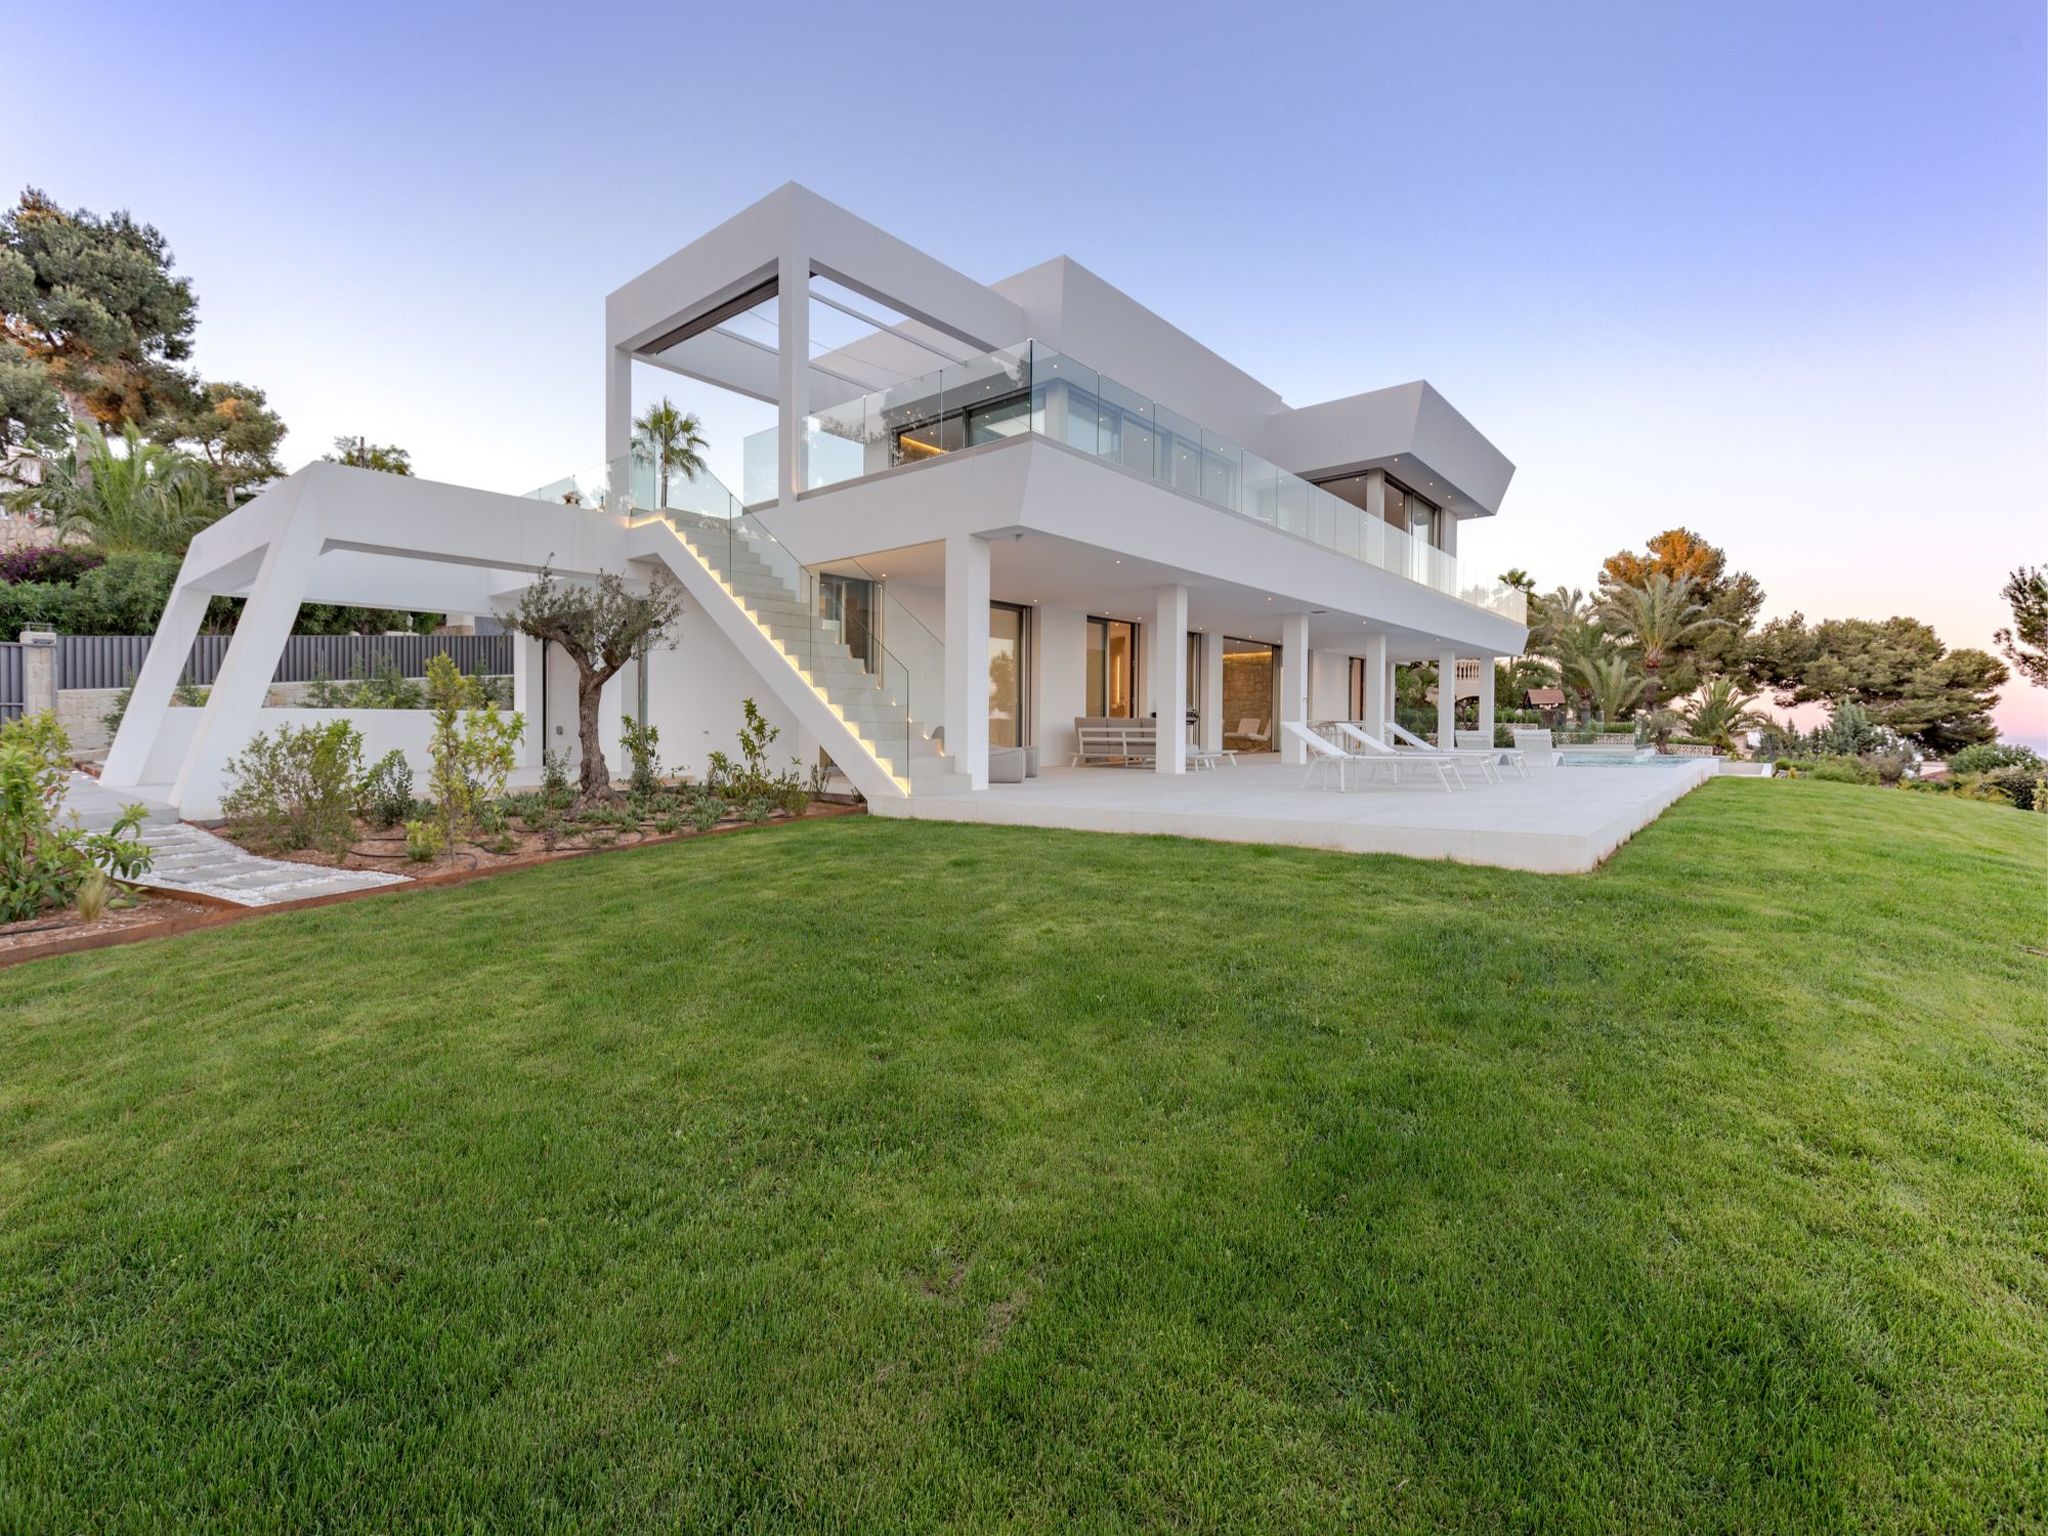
[1559,751,1706,767]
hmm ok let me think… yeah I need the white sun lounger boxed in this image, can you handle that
[1455,730,1531,778]
[1334,724,1473,791]
[1376,721,1505,785]
[1302,723,1461,792]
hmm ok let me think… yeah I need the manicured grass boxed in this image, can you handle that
[2,781,2044,1532]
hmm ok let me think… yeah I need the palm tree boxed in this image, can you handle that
[3,423,216,555]
[1574,653,1645,725]
[1680,674,1768,754]
[630,400,708,510]
[1594,573,1723,709]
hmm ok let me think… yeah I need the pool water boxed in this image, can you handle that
[1559,751,1703,767]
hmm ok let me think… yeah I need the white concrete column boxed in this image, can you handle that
[1153,585,1187,774]
[510,633,546,768]
[943,533,990,790]
[605,343,633,507]
[1477,653,1498,746]
[1279,612,1311,764]
[172,512,323,817]
[776,249,810,508]
[1199,631,1224,753]
[103,583,212,786]
[1438,648,1459,745]
[1360,632,1389,739]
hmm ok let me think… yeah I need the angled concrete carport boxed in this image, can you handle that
[101,463,647,817]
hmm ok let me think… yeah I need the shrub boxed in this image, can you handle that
[621,715,662,796]
[359,750,415,828]
[0,545,104,585]
[541,748,573,804]
[219,719,366,855]
[422,653,524,853]
[1864,747,1913,786]
[403,818,444,862]
[0,712,151,922]
[1947,742,2041,777]
[1980,764,2044,811]
[689,797,724,832]
[1805,755,1879,785]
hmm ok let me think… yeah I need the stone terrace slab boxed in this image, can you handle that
[873,758,1720,874]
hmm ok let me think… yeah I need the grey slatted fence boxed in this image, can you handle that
[0,641,22,721]
[55,633,513,692]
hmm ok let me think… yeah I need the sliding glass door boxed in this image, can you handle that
[990,603,1028,748]
[1085,617,1138,718]
[1222,639,1279,751]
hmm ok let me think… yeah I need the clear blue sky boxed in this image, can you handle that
[5,0,2043,741]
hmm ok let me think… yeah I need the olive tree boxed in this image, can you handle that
[500,563,686,800]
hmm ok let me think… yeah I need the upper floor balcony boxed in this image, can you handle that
[742,341,1525,626]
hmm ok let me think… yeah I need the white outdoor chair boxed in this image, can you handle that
[1281,721,1359,791]
[1456,729,1531,779]
[1236,717,1272,750]
[1512,727,1563,767]
[1332,724,1462,792]
[1378,720,1504,784]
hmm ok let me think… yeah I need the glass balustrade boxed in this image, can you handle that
[521,456,931,787]
[789,341,1527,625]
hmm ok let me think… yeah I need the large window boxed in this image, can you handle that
[1383,477,1441,548]
[1086,617,1138,718]
[990,603,1029,747]
[1223,639,1279,751]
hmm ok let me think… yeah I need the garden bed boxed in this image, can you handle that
[0,889,175,956]
[221,789,859,878]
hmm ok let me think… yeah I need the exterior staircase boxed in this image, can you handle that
[639,510,968,800]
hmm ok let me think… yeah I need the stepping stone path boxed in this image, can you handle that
[65,774,409,908]
[131,824,410,907]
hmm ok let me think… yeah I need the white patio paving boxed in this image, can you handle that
[872,757,1720,874]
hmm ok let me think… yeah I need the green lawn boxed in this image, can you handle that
[3,781,2044,1533]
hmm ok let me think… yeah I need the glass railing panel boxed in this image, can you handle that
[521,457,622,512]
[871,361,951,468]
[1199,429,1243,511]
[803,414,869,490]
[1329,494,1362,560]
[741,427,777,506]
[1154,402,1203,497]
[946,344,1031,447]
[1096,372,1155,477]
[1240,451,1280,527]
[1275,471,1311,539]
[1028,345,1102,456]
[1356,510,1382,570]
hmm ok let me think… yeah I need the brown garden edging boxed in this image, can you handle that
[0,801,866,972]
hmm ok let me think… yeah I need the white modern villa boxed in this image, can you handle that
[101,184,1712,871]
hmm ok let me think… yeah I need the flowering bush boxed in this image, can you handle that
[0,545,104,585]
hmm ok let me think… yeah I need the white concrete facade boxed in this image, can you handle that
[110,184,1536,847]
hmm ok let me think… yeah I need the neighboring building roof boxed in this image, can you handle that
[1525,688,1566,706]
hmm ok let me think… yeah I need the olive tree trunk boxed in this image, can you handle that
[577,672,611,799]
